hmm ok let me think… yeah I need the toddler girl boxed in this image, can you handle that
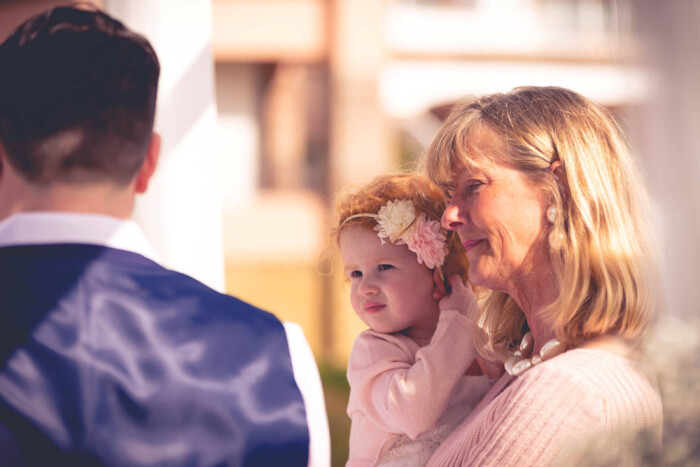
[334,174,501,467]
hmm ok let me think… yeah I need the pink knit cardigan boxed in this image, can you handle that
[346,310,493,466]
[426,348,662,466]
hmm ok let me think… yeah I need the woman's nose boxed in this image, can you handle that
[442,202,464,231]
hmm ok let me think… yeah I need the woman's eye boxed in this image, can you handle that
[467,181,483,193]
[349,270,362,278]
[377,264,394,271]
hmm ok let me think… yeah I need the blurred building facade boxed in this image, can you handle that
[209,0,646,366]
[0,0,656,366]
[3,1,699,463]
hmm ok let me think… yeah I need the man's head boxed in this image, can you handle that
[0,4,160,187]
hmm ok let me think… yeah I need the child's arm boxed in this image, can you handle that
[347,277,480,440]
[442,276,504,379]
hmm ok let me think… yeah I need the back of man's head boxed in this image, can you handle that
[0,4,160,186]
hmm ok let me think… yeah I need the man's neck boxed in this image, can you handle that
[0,180,135,221]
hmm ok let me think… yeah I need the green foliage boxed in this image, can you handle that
[320,365,351,467]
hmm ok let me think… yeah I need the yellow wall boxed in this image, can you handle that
[225,259,366,367]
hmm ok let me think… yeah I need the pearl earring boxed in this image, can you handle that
[547,205,557,223]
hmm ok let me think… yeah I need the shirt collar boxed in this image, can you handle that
[0,212,160,263]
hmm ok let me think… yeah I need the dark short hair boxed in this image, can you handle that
[0,4,160,185]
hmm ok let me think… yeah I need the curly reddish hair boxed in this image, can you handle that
[333,173,468,284]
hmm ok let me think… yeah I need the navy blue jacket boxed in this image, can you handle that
[0,244,309,466]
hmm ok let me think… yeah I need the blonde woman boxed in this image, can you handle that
[421,86,662,465]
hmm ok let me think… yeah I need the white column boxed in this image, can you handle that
[329,0,393,364]
[330,0,393,192]
[104,0,225,291]
[215,63,259,211]
[631,1,700,321]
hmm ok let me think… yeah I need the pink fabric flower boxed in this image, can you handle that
[360,198,448,269]
[402,213,447,269]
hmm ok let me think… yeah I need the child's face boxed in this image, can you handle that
[339,224,440,340]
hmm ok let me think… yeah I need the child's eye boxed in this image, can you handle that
[349,270,362,278]
[377,264,394,271]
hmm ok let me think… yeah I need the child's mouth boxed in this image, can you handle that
[363,302,385,313]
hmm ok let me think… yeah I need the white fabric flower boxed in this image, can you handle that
[374,199,416,244]
[369,199,448,269]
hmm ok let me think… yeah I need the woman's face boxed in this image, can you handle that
[441,128,551,293]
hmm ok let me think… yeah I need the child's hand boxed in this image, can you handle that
[476,354,505,379]
[439,275,476,318]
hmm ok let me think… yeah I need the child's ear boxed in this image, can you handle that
[432,269,447,300]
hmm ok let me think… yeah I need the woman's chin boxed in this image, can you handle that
[467,266,487,288]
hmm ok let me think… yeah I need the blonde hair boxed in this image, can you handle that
[333,174,468,284]
[421,86,658,358]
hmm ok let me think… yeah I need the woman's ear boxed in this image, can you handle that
[549,160,569,201]
[432,268,447,300]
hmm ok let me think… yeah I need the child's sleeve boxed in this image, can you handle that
[347,310,477,440]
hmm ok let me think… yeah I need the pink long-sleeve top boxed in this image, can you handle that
[426,348,662,466]
[346,310,493,466]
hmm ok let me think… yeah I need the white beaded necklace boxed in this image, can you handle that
[504,332,566,376]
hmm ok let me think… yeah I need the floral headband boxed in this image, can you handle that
[342,199,448,271]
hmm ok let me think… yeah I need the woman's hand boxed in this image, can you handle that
[439,275,476,319]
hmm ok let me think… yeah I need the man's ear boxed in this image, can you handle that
[432,268,447,300]
[0,141,6,178]
[134,132,161,194]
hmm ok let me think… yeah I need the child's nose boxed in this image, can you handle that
[358,278,379,297]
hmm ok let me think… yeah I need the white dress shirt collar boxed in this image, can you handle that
[0,212,159,262]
